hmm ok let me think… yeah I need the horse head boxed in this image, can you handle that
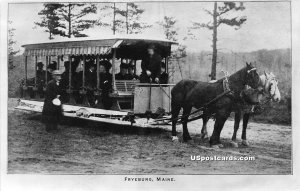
[245,62,260,89]
[262,71,281,102]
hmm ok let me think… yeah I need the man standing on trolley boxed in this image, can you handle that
[140,44,162,83]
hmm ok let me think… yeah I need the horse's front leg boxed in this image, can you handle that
[210,109,229,148]
[182,106,192,142]
[171,105,181,142]
[241,113,250,146]
[200,113,209,140]
[231,110,241,147]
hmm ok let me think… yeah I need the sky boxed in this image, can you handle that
[8,1,291,54]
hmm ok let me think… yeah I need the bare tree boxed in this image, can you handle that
[189,2,247,80]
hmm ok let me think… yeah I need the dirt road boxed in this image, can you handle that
[7,100,292,174]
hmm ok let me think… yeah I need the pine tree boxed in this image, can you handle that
[157,16,178,41]
[8,21,20,69]
[57,3,98,38]
[157,16,186,58]
[100,3,151,34]
[35,3,99,38]
[157,16,187,81]
[35,4,65,39]
[189,2,247,80]
[126,3,151,34]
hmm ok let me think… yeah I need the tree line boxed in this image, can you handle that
[10,2,247,80]
[34,3,152,38]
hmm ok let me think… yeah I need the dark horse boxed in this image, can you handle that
[171,63,260,147]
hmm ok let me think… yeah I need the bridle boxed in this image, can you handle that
[245,67,260,89]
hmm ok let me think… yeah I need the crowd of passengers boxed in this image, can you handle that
[25,45,169,106]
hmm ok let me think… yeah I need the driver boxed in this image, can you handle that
[140,44,162,83]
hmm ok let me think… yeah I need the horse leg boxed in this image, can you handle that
[171,104,181,141]
[210,109,229,148]
[231,111,241,148]
[200,114,209,140]
[241,113,250,146]
[182,106,192,142]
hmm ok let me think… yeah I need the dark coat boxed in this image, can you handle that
[36,70,46,85]
[99,73,113,109]
[126,73,139,80]
[42,79,62,123]
[85,70,97,89]
[46,71,53,83]
[141,53,162,79]
[99,73,112,93]
[115,72,128,80]
[159,72,169,84]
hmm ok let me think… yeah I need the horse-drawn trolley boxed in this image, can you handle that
[16,37,178,127]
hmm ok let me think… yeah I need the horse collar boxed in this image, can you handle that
[222,72,231,93]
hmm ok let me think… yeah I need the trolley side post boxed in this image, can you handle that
[67,55,76,104]
[96,55,100,91]
[57,56,60,69]
[82,55,86,88]
[45,56,48,84]
[111,48,117,93]
[34,56,37,87]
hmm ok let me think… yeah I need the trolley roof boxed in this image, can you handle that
[22,36,178,59]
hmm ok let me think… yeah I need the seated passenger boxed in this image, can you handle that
[36,62,46,84]
[115,62,128,80]
[60,61,71,103]
[159,62,169,84]
[85,61,97,89]
[36,62,46,97]
[99,59,112,74]
[85,61,97,107]
[126,64,139,80]
[46,61,57,83]
[98,63,112,109]
[60,61,71,90]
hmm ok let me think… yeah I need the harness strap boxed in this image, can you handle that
[222,71,231,92]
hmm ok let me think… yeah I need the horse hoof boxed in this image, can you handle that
[172,136,179,142]
[211,145,220,149]
[242,140,250,146]
[217,143,224,148]
[201,133,209,140]
[230,141,238,148]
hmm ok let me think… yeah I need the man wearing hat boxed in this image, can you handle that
[98,62,113,109]
[85,60,97,106]
[140,44,162,83]
[126,63,139,80]
[42,70,63,133]
[115,62,129,80]
[36,62,46,97]
[46,61,57,83]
